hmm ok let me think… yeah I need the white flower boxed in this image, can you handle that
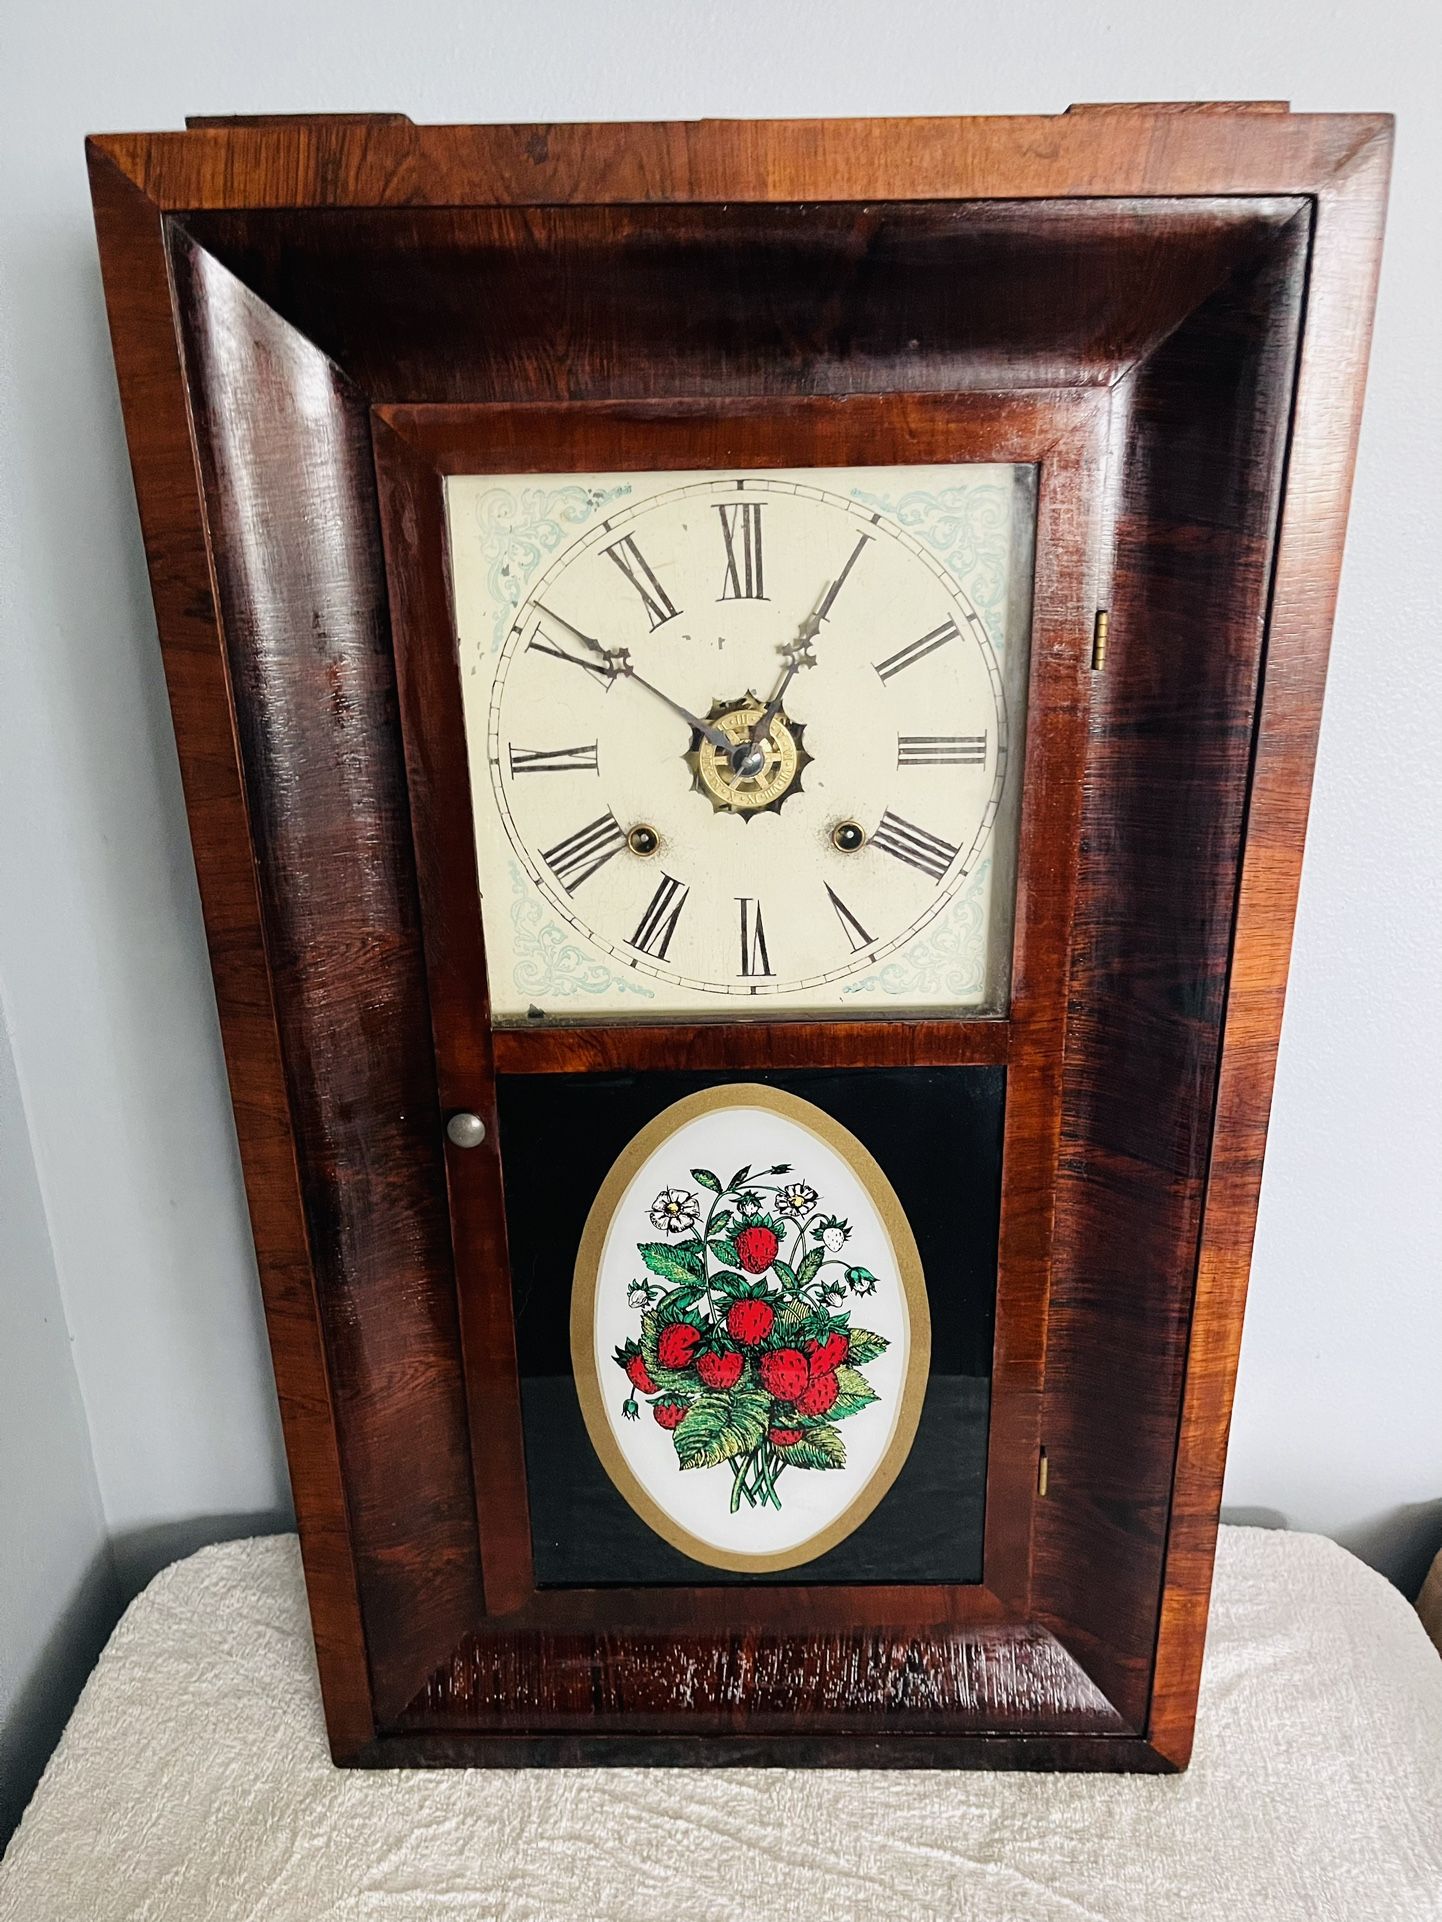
[649,1188,700,1236]
[774,1181,819,1219]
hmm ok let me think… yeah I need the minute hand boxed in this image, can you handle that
[534,604,733,752]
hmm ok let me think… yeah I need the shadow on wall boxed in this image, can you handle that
[110,1509,295,1603]
[0,1545,120,1850]
[1223,1501,1442,1601]
[1,1511,292,1853]
[1335,1500,1442,1602]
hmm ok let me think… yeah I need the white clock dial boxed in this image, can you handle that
[447,465,1034,1022]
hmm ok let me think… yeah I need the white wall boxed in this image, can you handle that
[0,997,120,1840]
[0,0,1437,1704]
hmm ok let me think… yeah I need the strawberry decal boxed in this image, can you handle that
[695,1341,745,1392]
[734,1218,781,1274]
[757,1347,810,1402]
[610,1156,892,1516]
[805,1331,849,1377]
[656,1320,702,1372]
[793,1370,840,1418]
[725,1294,775,1348]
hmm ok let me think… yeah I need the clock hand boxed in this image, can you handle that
[534,604,735,752]
[749,588,827,745]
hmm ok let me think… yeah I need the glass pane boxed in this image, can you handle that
[445,464,1036,1024]
[498,1064,1001,1586]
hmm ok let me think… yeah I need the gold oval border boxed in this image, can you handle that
[570,1083,932,1574]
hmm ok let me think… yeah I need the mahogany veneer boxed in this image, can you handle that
[87,104,1390,1769]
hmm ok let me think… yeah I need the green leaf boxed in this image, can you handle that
[772,1258,799,1293]
[710,1210,732,1235]
[709,1237,741,1268]
[710,1269,751,1302]
[829,1365,879,1421]
[691,1167,722,1193]
[845,1328,889,1366]
[655,1282,705,1315]
[639,1239,705,1285]
[728,1165,751,1192]
[776,1295,812,1330]
[797,1248,826,1287]
[777,1423,846,1470]
[674,1385,771,1470]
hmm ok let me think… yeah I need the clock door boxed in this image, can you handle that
[447,461,1034,1022]
[378,391,1104,1609]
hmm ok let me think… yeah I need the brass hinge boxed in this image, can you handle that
[1037,1446,1050,1497]
[1090,610,1110,672]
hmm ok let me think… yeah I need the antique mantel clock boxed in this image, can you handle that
[88,104,1390,1769]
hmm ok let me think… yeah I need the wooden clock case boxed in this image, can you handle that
[88,103,1390,1770]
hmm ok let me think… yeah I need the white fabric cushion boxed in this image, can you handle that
[2,1527,1439,1920]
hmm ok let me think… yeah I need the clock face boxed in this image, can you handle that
[447,464,1034,1022]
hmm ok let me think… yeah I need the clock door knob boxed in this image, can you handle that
[445,1111,487,1149]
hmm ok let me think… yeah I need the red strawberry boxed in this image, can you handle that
[805,1331,849,1378]
[726,1297,775,1348]
[768,1425,805,1447]
[624,1352,658,1395]
[656,1322,701,1371]
[696,1347,744,1392]
[734,1222,779,1274]
[614,1341,659,1395]
[793,1370,839,1417]
[653,1397,689,1430]
[758,1347,810,1402]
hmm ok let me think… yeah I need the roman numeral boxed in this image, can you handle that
[871,810,959,881]
[603,534,680,628]
[897,733,987,767]
[527,632,615,688]
[875,617,960,682]
[716,501,766,601]
[737,897,773,977]
[816,533,872,622]
[508,742,599,776]
[825,884,874,954]
[541,813,626,893]
[629,873,688,961]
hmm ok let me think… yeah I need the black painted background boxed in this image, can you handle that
[496,1064,1003,1585]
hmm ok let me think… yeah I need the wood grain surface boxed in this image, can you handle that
[86,106,1391,1768]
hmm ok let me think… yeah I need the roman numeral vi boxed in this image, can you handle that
[737,897,773,977]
